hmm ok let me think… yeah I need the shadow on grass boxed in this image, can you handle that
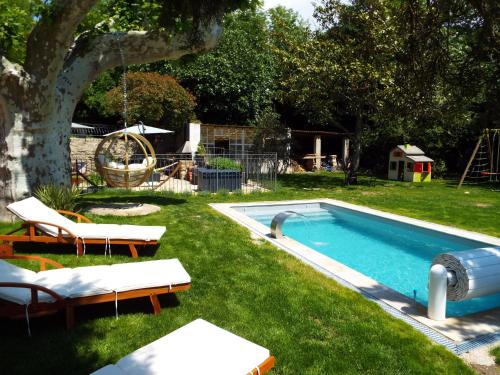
[447,180,500,191]
[278,172,389,189]
[79,194,187,208]
[0,316,103,374]
[0,293,182,374]
[14,242,159,258]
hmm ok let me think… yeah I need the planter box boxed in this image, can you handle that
[196,168,242,192]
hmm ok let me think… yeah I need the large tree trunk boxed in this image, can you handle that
[0,16,222,220]
[346,114,362,185]
[0,96,72,220]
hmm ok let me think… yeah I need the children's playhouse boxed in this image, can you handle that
[388,145,433,182]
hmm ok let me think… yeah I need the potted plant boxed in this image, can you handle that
[197,157,243,192]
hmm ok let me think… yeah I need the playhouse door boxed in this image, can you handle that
[398,161,405,180]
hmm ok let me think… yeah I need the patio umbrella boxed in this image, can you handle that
[177,141,196,161]
[105,122,174,136]
[71,122,94,135]
[71,122,94,129]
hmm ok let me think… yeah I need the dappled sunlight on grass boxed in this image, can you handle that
[1,173,496,374]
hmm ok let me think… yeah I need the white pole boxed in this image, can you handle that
[428,264,448,320]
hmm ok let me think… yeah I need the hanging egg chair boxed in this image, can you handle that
[95,131,157,189]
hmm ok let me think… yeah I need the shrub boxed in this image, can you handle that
[34,185,81,211]
[432,159,447,178]
[104,72,195,131]
[207,157,243,171]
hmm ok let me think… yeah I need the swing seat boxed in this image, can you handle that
[95,132,156,188]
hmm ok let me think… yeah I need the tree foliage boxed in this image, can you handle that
[156,9,279,125]
[278,0,499,176]
[104,72,195,130]
[0,0,42,63]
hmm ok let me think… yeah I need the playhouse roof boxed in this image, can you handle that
[396,145,425,155]
[407,155,434,162]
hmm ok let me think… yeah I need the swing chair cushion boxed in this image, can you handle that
[128,163,145,170]
[95,132,157,188]
[142,157,155,166]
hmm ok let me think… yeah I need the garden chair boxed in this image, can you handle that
[91,319,275,375]
[0,197,166,257]
[0,255,190,330]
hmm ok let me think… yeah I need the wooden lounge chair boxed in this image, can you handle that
[91,319,275,375]
[0,255,191,329]
[0,197,166,257]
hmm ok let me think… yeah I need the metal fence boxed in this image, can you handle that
[71,152,277,194]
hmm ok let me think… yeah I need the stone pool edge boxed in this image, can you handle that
[210,198,500,352]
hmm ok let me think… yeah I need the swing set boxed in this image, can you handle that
[458,128,500,188]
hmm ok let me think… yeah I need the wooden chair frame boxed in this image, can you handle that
[0,210,158,258]
[251,356,276,374]
[0,255,190,329]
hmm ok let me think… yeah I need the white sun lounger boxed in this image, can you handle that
[0,255,191,330]
[0,197,166,257]
[91,319,275,375]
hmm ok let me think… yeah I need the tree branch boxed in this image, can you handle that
[0,55,28,105]
[24,0,97,96]
[58,21,222,110]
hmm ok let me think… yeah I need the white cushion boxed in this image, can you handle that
[35,266,113,302]
[115,319,270,375]
[127,163,144,170]
[108,259,191,292]
[1,259,189,305]
[7,197,77,236]
[142,157,154,167]
[74,224,166,241]
[90,365,128,375]
[31,259,189,302]
[0,260,36,304]
[7,197,166,242]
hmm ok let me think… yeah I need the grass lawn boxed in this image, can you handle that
[1,173,498,374]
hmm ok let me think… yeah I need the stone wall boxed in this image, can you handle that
[70,136,101,164]
[70,136,139,165]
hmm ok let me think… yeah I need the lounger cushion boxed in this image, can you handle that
[0,259,37,304]
[34,266,113,302]
[108,260,190,292]
[33,259,190,303]
[7,197,78,236]
[106,319,270,375]
[7,197,166,242]
[74,224,165,241]
[91,365,127,375]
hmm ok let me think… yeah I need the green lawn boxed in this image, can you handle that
[1,173,498,374]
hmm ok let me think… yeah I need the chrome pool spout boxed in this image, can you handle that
[270,211,306,239]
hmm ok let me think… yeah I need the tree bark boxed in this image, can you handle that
[347,114,362,184]
[0,16,222,220]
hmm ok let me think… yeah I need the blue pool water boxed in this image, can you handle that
[236,203,500,317]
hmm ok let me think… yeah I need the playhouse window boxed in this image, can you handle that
[422,163,429,172]
[406,162,413,172]
[390,161,397,170]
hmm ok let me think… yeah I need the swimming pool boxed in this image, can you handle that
[233,202,500,317]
